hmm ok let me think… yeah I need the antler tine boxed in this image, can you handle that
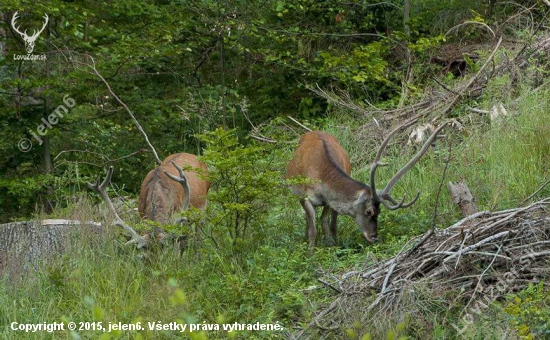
[163,161,190,211]
[379,190,420,210]
[97,165,114,190]
[87,166,148,248]
[31,13,48,38]
[11,11,25,36]
[381,122,448,197]
[370,118,419,203]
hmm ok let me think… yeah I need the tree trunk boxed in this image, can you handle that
[403,0,411,37]
[0,220,105,278]
[0,12,6,57]
[399,0,412,108]
[41,26,54,213]
[219,31,227,127]
[448,180,478,217]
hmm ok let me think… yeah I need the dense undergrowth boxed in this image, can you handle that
[1,73,549,339]
[1,0,550,338]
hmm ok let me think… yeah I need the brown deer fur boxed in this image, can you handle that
[287,131,378,247]
[139,153,210,223]
[286,122,445,247]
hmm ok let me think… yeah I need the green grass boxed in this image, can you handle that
[0,233,370,339]
[1,83,550,339]
[324,88,549,233]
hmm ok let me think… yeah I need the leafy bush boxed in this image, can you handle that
[197,128,287,259]
[504,282,550,339]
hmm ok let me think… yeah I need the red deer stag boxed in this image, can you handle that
[286,120,447,247]
[87,153,209,249]
[139,153,210,224]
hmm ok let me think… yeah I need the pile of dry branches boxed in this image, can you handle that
[303,198,550,335]
[311,25,550,134]
[311,36,502,123]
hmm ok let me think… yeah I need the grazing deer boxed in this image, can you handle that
[139,153,210,224]
[286,120,446,247]
[87,153,209,249]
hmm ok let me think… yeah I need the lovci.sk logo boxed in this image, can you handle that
[11,11,48,61]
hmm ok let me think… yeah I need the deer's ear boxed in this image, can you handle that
[354,191,367,207]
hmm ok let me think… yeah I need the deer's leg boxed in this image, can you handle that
[330,209,338,245]
[300,198,317,248]
[321,205,335,246]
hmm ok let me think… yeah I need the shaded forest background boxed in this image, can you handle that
[2,1,550,339]
[0,0,526,219]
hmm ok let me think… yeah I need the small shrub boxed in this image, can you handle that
[197,128,286,260]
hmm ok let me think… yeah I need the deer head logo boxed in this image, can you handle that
[11,11,49,54]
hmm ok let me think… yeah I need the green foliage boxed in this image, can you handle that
[1,0,537,221]
[0,221,364,339]
[345,315,409,340]
[0,173,53,219]
[198,128,286,258]
[408,35,446,53]
[320,41,390,85]
[2,0,550,339]
[504,282,550,339]
[2,80,550,339]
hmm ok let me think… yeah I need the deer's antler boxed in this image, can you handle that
[87,166,149,248]
[371,120,448,210]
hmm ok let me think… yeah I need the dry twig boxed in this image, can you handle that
[302,198,550,337]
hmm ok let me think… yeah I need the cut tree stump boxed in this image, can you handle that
[0,219,105,278]
[448,180,478,217]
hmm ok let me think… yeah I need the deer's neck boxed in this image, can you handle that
[319,182,367,216]
[311,139,371,216]
[319,167,369,217]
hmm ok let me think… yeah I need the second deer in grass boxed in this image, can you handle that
[139,153,210,224]
[88,152,210,248]
[286,120,447,247]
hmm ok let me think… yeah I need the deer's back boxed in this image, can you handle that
[139,153,210,222]
[286,131,351,194]
[161,153,210,209]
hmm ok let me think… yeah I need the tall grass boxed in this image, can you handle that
[1,84,549,339]
[323,88,549,242]
[0,195,364,340]
[0,237,184,339]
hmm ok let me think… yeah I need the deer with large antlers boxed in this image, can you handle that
[88,153,209,249]
[286,120,447,247]
[139,153,210,224]
[11,11,49,54]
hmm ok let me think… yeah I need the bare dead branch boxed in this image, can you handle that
[445,21,496,39]
[522,177,550,204]
[467,106,490,114]
[62,51,162,166]
[87,56,162,165]
[249,133,278,143]
[439,36,503,119]
[301,198,550,338]
[287,116,312,132]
